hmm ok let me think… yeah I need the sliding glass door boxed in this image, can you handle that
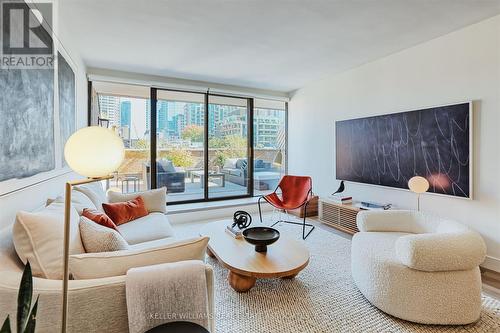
[156,90,206,202]
[89,80,287,204]
[208,95,251,198]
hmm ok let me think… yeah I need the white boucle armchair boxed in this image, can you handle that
[351,210,486,325]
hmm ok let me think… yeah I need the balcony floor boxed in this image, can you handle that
[111,176,271,202]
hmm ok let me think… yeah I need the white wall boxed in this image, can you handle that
[288,15,500,271]
[0,0,87,230]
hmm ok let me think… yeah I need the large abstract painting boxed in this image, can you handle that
[335,103,471,198]
[58,52,76,166]
[0,68,55,181]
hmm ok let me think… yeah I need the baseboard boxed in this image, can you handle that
[481,266,500,290]
[169,200,273,224]
[481,255,500,272]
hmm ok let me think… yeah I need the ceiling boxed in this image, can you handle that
[59,0,500,92]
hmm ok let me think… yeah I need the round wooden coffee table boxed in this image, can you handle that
[200,221,310,292]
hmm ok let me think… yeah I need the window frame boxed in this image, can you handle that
[89,81,287,205]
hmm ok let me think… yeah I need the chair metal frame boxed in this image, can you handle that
[258,181,315,240]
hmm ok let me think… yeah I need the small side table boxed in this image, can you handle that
[120,176,139,193]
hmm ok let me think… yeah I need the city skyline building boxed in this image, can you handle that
[120,101,131,129]
[98,94,285,147]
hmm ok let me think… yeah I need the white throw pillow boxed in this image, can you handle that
[79,217,130,253]
[74,182,107,212]
[107,187,167,214]
[13,202,85,279]
[69,236,209,279]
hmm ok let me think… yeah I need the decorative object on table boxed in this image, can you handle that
[232,210,252,229]
[336,102,471,198]
[290,195,319,218]
[226,211,252,239]
[225,225,243,239]
[359,201,392,210]
[258,175,315,240]
[408,176,429,211]
[329,194,352,204]
[242,227,280,253]
[145,321,209,333]
[61,126,125,333]
[1,262,38,333]
[331,180,345,196]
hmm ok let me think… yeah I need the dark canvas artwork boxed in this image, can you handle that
[335,103,471,198]
[0,68,55,181]
[58,52,76,166]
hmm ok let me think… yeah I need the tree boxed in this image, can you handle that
[181,125,204,143]
[165,149,194,168]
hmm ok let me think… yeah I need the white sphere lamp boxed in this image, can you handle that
[408,176,429,211]
[64,126,125,178]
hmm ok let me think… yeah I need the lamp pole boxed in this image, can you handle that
[61,175,113,333]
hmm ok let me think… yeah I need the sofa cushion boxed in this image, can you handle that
[225,168,242,177]
[74,182,107,212]
[223,158,238,169]
[70,190,98,214]
[395,231,486,272]
[107,187,167,214]
[116,212,175,245]
[79,217,130,253]
[50,189,97,215]
[158,159,176,173]
[69,236,209,279]
[13,202,85,279]
[254,159,264,168]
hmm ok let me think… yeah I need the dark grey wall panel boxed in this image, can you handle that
[335,103,471,198]
[0,68,55,181]
[58,52,76,166]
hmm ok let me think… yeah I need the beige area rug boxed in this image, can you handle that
[174,215,500,333]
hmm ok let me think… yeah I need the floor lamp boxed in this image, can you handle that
[408,176,429,211]
[61,126,125,333]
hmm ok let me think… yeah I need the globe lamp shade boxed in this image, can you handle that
[64,126,125,178]
[408,176,429,194]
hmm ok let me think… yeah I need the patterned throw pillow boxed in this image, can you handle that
[79,217,130,253]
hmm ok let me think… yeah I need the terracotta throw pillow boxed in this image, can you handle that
[102,196,149,226]
[82,208,119,232]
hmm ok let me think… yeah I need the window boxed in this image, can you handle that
[208,95,251,198]
[89,80,287,204]
[156,90,206,202]
[92,81,151,193]
[253,99,287,195]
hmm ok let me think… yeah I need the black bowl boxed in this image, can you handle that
[242,227,280,252]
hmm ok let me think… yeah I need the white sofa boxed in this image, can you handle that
[351,210,486,325]
[0,184,214,333]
